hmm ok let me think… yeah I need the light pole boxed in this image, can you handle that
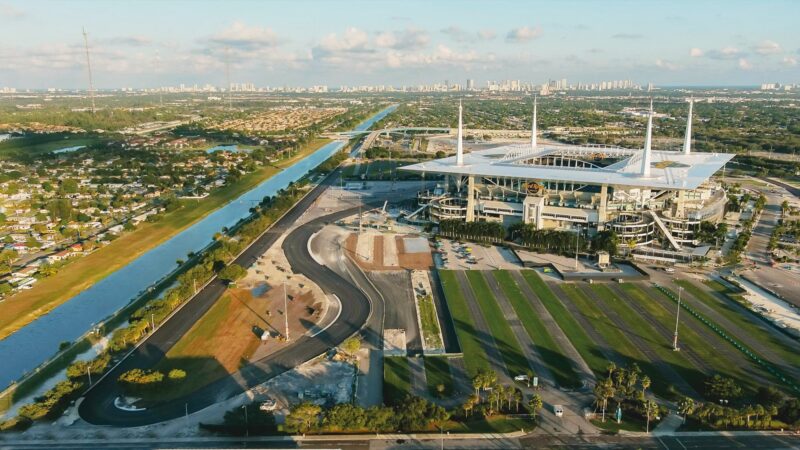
[242,404,249,437]
[673,286,683,351]
[574,225,582,271]
[283,281,290,341]
[87,366,92,386]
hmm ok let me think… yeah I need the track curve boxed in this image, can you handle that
[79,173,371,426]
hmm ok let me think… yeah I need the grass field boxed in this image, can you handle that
[424,356,454,398]
[384,356,411,405]
[465,271,529,377]
[560,283,675,398]
[623,284,761,397]
[520,271,607,377]
[492,270,580,389]
[675,279,800,371]
[0,134,105,159]
[0,138,331,340]
[590,284,705,396]
[417,293,443,350]
[149,292,249,402]
[438,270,489,377]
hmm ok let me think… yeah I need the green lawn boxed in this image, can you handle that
[446,415,533,433]
[438,270,489,377]
[675,280,800,371]
[465,271,529,377]
[424,356,454,398]
[0,138,331,340]
[383,356,411,405]
[492,270,580,389]
[520,271,607,377]
[623,284,760,397]
[0,133,105,159]
[417,293,443,350]
[560,283,673,398]
[591,284,705,396]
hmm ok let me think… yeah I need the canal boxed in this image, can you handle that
[0,105,396,388]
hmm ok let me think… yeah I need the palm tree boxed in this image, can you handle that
[594,378,615,422]
[643,399,658,433]
[640,375,651,399]
[606,362,617,379]
[678,397,695,424]
[513,389,523,412]
[528,394,543,421]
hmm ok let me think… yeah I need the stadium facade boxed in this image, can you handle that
[400,99,735,262]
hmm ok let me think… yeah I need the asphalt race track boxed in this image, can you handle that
[79,168,372,426]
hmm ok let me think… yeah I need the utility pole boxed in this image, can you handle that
[673,286,683,351]
[82,27,96,114]
[283,281,289,341]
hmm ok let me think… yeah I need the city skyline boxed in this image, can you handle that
[1,0,799,89]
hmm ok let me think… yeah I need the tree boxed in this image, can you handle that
[322,403,366,430]
[594,378,615,422]
[218,263,246,282]
[528,394,543,421]
[640,375,651,399]
[705,375,742,402]
[168,369,187,381]
[285,401,321,434]
[643,399,658,433]
[678,397,695,424]
[339,336,361,358]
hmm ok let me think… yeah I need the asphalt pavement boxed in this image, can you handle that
[79,169,373,426]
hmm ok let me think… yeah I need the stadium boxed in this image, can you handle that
[400,99,735,263]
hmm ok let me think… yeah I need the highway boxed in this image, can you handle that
[79,168,372,426]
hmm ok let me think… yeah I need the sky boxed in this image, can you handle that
[1,0,799,89]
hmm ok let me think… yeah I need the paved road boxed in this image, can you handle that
[2,433,799,449]
[79,170,373,426]
[370,271,422,356]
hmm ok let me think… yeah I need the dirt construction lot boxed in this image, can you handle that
[345,232,433,270]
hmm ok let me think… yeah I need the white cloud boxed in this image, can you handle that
[0,2,25,18]
[738,58,753,70]
[689,47,704,57]
[478,29,497,40]
[313,27,371,59]
[655,58,680,71]
[209,22,280,49]
[753,40,781,55]
[705,46,742,60]
[783,55,798,67]
[375,28,429,50]
[100,36,152,47]
[506,26,542,43]
[441,26,497,43]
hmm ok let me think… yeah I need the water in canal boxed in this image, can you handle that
[0,106,395,388]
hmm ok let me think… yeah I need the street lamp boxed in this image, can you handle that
[673,286,683,351]
[574,225,582,271]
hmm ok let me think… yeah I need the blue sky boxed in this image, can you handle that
[1,0,798,88]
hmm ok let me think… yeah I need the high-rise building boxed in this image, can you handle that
[466,79,475,90]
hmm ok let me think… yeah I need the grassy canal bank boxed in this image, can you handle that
[0,138,332,340]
